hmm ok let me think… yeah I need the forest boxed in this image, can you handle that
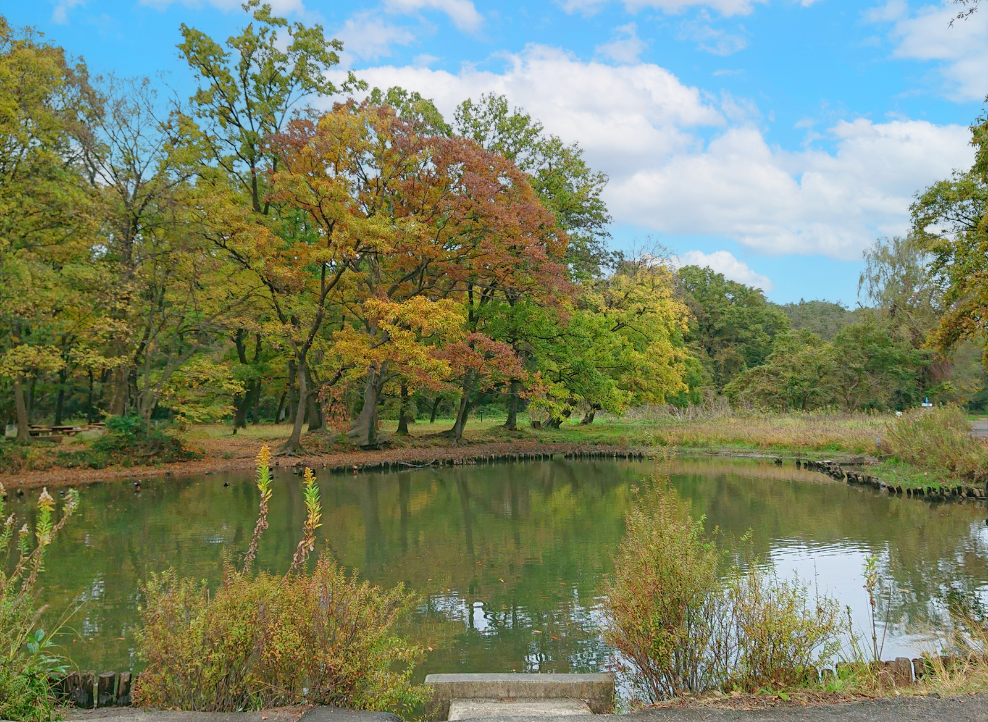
[2,2,987,459]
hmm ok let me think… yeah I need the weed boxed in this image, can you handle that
[134,446,425,714]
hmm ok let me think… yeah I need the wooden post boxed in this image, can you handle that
[98,672,116,707]
[116,672,132,706]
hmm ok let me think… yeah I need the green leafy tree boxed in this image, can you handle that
[676,266,790,391]
[0,17,96,441]
[911,113,988,356]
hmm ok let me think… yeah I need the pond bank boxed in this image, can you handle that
[5,438,982,507]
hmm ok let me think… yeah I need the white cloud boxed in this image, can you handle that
[863,0,908,23]
[331,44,722,180]
[336,46,973,261]
[678,12,748,55]
[51,0,84,24]
[560,0,767,18]
[383,0,483,32]
[596,22,648,64]
[867,1,988,102]
[138,0,305,14]
[675,250,774,290]
[610,118,972,259]
[337,12,416,61]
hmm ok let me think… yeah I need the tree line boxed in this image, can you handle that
[2,3,986,453]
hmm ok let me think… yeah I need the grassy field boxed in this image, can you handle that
[181,409,888,456]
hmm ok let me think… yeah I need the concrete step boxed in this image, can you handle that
[425,673,614,720]
[448,698,592,720]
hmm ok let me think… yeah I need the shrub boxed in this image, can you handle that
[605,480,847,703]
[0,484,80,722]
[133,447,425,714]
[603,483,726,700]
[726,566,844,689]
[884,406,988,483]
[90,415,200,466]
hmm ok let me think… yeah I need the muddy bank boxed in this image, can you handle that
[5,441,657,489]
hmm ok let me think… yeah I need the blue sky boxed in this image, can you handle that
[4,0,986,305]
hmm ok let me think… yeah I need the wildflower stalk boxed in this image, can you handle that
[242,445,273,574]
[289,467,321,575]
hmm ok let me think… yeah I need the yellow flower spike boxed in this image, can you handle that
[256,445,271,472]
[38,488,54,511]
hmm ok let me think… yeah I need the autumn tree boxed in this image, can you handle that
[268,103,565,447]
[0,18,96,441]
[175,0,360,435]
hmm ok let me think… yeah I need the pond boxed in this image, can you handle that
[10,457,988,679]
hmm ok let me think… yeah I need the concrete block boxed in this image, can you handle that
[425,673,614,718]
[448,698,592,720]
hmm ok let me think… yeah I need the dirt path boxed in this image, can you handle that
[971,420,988,439]
[5,441,651,490]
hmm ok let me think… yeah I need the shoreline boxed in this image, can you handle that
[1,439,867,489]
[6,436,986,506]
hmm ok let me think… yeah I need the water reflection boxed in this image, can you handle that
[8,457,988,677]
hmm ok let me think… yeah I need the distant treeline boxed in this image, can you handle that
[2,4,986,451]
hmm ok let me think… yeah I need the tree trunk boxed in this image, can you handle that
[108,366,128,417]
[54,369,67,426]
[251,381,262,424]
[304,365,324,433]
[86,370,95,423]
[396,384,411,436]
[286,360,298,424]
[13,376,31,443]
[504,379,520,431]
[347,369,384,448]
[280,358,308,455]
[447,372,476,443]
[430,396,440,424]
[275,390,287,423]
[232,380,254,434]
[581,404,600,425]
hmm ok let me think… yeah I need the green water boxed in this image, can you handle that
[11,457,988,677]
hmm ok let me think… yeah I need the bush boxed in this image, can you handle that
[605,480,846,703]
[603,483,725,699]
[884,406,988,483]
[0,484,80,722]
[90,415,201,466]
[133,447,425,714]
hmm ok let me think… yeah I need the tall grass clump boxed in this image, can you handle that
[884,406,988,483]
[605,480,845,703]
[133,446,425,714]
[0,484,79,722]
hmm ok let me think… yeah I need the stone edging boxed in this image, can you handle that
[798,458,988,502]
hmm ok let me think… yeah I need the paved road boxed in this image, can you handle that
[60,708,400,722]
[56,697,988,722]
[465,695,988,721]
[971,421,988,439]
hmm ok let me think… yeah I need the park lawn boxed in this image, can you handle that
[182,410,889,459]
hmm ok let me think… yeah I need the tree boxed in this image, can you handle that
[175,0,360,440]
[725,331,840,411]
[0,18,95,441]
[453,93,612,280]
[911,113,988,356]
[527,257,692,426]
[778,300,858,342]
[676,266,789,390]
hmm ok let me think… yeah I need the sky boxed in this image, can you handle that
[3,0,986,305]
